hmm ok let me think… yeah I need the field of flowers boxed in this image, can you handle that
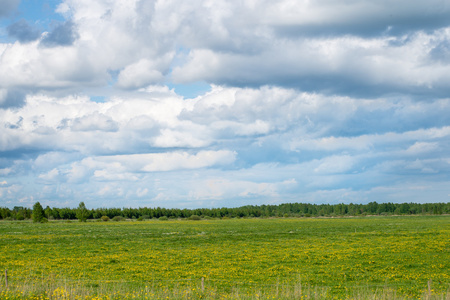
[0,216,449,299]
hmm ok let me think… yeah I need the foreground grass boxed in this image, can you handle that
[0,216,449,299]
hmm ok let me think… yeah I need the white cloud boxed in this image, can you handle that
[1,0,450,208]
[97,184,124,197]
[0,168,12,176]
[2,0,449,101]
[405,142,439,155]
[172,31,450,96]
[38,168,60,182]
[0,184,22,200]
[313,155,355,174]
[93,170,140,182]
[0,41,107,91]
[71,112,119,132]
[289,126,450,153]
[116,58,169,89]
[33,152,79,171]
[92,150,237,173]
[184,177,297,201]
[136,188,148,197]
[55,150,237,187]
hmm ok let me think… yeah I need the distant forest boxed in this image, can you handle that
[1,201,449,221]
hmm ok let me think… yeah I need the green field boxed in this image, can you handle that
[0,216,449,299]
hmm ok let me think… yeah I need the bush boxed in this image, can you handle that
[40,218,48,223]
[158,216,168,221]
[137,216,152,221]
[188,215,201,220]
[101,216,110,222]
[112,216,125,222]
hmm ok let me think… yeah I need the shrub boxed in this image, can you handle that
[112,216,125,222]
[101,216,110,222]
[158,216,168,221]
[189,215,201,220]
[40,218,48,223]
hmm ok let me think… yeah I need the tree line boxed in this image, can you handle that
[1,201,449,222]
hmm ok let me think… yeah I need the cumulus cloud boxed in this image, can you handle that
[405,142,439,155]
[0,89,26,108]
[38,168,60,182]
[40,21,79,47]
[2,0,450,208]
[7,19,41,43]
[263,0,450,37]
[70,150,237,176]
[172,32,450,97]
[0,42,108,92]
[71,112,119,132]
[429,39,450,63]
[313,155,356,175]
[2,0,450,97]
[139,150,236,172]
[33,152,79,172]
[116,59,168,89]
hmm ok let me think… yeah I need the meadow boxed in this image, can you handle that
[0,216,449,299]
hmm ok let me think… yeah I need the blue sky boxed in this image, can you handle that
[1,0,450,209]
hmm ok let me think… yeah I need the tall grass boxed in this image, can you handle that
[1,276,449,299]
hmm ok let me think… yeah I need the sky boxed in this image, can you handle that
[1,0,450,209]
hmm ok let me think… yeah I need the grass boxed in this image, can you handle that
[0,216,449,299]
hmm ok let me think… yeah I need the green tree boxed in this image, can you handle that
[32,202,45,223]
[15,210,25,220]
[45,206,52,219]
[76,202,89,222]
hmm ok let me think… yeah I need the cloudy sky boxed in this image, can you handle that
[1,0,450,209]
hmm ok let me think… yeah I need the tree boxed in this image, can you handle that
[76,202,89,222]
[45,206,52,219]
[32,202,45,223]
